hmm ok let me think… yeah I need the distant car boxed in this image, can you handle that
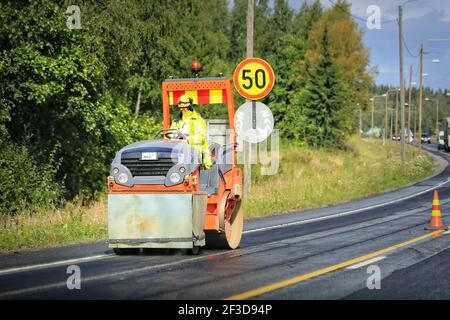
[438,131,445,150]
[421,133,431,144]
[391,130,413,143]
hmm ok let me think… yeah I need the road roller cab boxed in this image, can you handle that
[108,77,243,254]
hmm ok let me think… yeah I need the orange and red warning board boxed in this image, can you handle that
[233,58,275,100]
[169,89,227,105]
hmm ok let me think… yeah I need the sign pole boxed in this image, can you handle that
[233,57,275,201]
[244,0,254,199]
[252,100,257,129]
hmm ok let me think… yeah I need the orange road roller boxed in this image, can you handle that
[108,77,243,254]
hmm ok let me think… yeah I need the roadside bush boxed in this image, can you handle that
[0,141,64,216]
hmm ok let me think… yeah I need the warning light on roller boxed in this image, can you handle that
[192,60,202,77]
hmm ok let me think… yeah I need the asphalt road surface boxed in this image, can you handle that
[1,142,450,300]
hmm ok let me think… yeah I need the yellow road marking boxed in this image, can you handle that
[224,230,445,300]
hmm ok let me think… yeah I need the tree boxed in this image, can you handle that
[323,0,373,125]
[288,24,348,147]
[282,0,372,146]
[267,1,323,131]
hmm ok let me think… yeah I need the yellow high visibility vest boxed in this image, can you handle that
[170,110,212,170]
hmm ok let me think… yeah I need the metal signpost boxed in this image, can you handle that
[233,57,275,198]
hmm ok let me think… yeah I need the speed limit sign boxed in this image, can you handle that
[233,58,275,100]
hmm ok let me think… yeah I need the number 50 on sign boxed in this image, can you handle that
[233,58,275,100]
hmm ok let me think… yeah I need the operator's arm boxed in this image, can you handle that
[195,118,212,170]
[170,119,178,130]
[169,119,186,139]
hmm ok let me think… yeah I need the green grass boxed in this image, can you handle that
[244,136,435,218]
[0,136,436,252]
[0,200,107,252]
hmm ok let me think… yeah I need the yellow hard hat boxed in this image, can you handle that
[177,94,192,108]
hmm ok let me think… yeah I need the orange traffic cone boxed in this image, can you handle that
[425,190,448,230]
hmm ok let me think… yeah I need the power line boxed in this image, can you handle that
[409,63,419,77]
[425,51,450,55]
[401,0,419,6]
[327,0,424,25]
[402,35,420,58]
[327,0,398,24]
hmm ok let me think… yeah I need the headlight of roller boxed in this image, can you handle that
[117,173,129,184]
[169,172,181,184]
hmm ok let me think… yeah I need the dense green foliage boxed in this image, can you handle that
[0,0,159,214]
[0,0,374,215]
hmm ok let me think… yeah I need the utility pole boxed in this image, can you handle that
[436,100,439,138]
[414,102,417,138]
[243,0,254,199]
[399,5,406,164]
[358,104,362,137]
[385,92,389,142]
[395,90,399,137]
[390,107,393,139]
[246,0,254,58]
[408,66,412,143]
[426,98,440,139]
[418,43,424,148]
[371,98,375,129]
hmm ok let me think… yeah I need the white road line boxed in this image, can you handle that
[345,256,386,270]
[243,178,450,235]
[0,250,232,298]
[0,254,114,276]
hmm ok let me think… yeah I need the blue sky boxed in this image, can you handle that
[286,0,450,90]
